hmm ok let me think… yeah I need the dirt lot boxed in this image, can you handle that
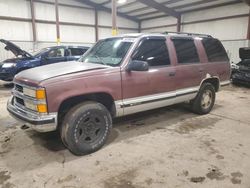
[0,81,249,188]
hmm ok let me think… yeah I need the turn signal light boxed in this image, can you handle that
[37,104,47,113]
[36,89,46,99]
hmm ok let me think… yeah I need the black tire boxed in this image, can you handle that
[60,101,112,155]
[231,79,239,86]
[190,83,215,115]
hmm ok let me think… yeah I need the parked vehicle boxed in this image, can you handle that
[231,47,250,85]
[0,39,89,81]
[7,32,230,155]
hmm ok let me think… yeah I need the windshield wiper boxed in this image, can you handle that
[92,55,109,66]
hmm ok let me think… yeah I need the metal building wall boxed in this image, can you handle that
[141,4,250,63]
[0,0,137,61]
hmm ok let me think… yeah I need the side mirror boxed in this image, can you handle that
[127,60,149,72]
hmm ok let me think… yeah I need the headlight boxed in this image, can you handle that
[25,101,47,113]
[22,87,47,113]
[2,63,16,68]
[25,101,38,111]
[23,87,36,98]
[23,88,46,100]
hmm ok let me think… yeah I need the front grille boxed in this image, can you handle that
[15,84,23,93]
[15,97,25,106]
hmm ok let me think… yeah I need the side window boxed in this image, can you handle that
[68,48,87,56]
[47,48,65,58]
[173,39,199,64]
[202,38,228,62]
[132,39,170,66]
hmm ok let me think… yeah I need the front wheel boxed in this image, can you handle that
[190,83,216,115]
[60,101,112,155]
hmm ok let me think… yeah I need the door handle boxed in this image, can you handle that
[168,72,175,77]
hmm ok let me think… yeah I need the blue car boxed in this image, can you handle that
[0,39,89,81]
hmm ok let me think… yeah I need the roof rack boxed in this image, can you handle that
[162,31,212,38]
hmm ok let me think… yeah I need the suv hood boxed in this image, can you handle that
[15,61,108,83]
[239,47,250,60]
[0,39,33,58]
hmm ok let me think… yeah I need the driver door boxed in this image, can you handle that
[121,37,176,115]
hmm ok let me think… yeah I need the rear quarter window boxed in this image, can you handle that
[202,38,228,62]
[173,38,200,64]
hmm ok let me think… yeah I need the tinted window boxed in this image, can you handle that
[69,48,87,56]
[173,39,199,64]
[47,48,65,58]
[202,38,228,62]
[132,39,170,66]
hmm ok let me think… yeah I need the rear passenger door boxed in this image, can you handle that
[172,38,203,102]
[66,47,88,61]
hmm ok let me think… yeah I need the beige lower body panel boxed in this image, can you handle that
[115,86,199,117]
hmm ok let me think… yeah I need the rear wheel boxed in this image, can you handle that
[190,83,215,115]
[60,101,112,155]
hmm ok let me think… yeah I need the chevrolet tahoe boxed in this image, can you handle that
[7,33,231,155]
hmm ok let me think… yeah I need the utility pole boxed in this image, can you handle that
[95,9,99,42]
[55,0,60,45]
[111,0,118,36]
[247,10,250,40]
[30,0,37,50]
[177,15,181,32]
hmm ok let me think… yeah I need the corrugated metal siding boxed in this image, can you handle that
[0,0,138,61]
[222,40,249,63]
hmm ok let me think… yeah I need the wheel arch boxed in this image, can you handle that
[200,76,220,92]
[57,92,116,128]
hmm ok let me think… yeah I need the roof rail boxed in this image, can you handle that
[162,31,212,38]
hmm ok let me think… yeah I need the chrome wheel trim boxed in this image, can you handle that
[201,90,212,109]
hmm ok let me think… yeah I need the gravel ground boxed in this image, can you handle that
[0,81,249,188]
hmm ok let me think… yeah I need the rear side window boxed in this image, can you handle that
[69,48,87,56]
[132,39,170,66]
[202,38,228,62]
[173,39,199,64]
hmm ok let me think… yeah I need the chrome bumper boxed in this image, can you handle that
[7,98,57,132]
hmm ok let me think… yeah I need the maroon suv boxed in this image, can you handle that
[7,32,231,155]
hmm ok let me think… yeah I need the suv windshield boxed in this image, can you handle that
[79,38,133,66]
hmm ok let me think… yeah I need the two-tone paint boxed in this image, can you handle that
[9,33,231,132]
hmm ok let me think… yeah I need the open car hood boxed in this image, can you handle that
[239,47,250,60]
[0,39,33,58]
